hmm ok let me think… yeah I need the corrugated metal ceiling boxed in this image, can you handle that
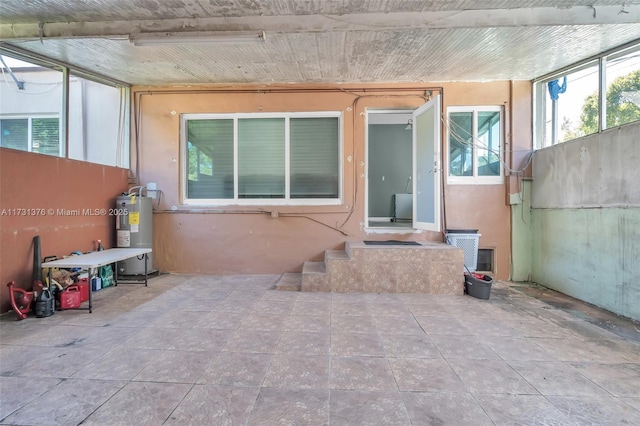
[1,0,639,85]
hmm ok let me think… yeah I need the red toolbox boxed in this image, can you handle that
[76,278,89,302]
[59,285,83,309]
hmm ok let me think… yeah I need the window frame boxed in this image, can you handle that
[0,115,62,156]
[533,40,640,149]
[446,105,504,185]
[0,46,130,167]
[180,111,343,206]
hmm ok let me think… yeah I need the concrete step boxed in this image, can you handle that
[325,249,349,262]
[301,261,329,292]
[303,261,326,274]
[274,272,301,291]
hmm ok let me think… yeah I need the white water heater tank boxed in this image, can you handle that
[115,195,154,275]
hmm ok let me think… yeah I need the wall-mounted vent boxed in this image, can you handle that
[477,248,494,273]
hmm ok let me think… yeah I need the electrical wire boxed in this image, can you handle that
[445,115,534,175]
[133,87,441,235]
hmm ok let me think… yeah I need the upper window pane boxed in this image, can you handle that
[187,119,234,199]
[605,49,640,129]
[0,55,63,157]
[477,111,501,177]
[238,118,285,199]
[554,62,600,143]
[290,117,339,198]
[449,112,473,177]
[69,75,128,166]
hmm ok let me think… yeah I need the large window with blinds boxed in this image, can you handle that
[0,116,61,156]
[182,112,342,205]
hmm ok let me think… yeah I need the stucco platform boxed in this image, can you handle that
[295,240,464,294]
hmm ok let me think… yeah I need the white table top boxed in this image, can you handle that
[41,248,152,269]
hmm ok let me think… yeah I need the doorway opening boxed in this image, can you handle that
[367,111,413,229]
[365,96,441,232]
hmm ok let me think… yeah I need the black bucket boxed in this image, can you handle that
[464,273,493,300]
[35,289,55,318]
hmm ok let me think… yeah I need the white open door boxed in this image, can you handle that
[412,95,441,231]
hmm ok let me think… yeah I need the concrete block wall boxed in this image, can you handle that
[529,122,640,321]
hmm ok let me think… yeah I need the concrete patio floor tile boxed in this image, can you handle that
[164,385,260,425]
[401,391,493,425]
[380,332,441,358]
[330,356,397,391]
[482,336,556,361]
[447,358,539,395]
[80,381,191,425]
[475,394,575,425]
[167,327,232,352]
[198,352,272,387]
[284,314,331,333]
[222,330,282,353]
[331,315,377,333]
[508,360,610,396]
[330,390,411,426]
[569,362,640,397]
[0,376,62,420]
[547,395,640,425]
[133,349,212,383]
[373,315,424,335]
[621,397,640,412]
[414,316,472,335]
[247,388,329,426]
[1,275,639,425]
[72,348,162,380]
[263,354,329,389]
[429,334,501,360]
[330,331,386,357]
[388,358,466,392]
[0,378,126,426]
[192,310,247,329]
[276,331,330,356]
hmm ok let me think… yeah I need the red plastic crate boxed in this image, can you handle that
[58,285,82,309]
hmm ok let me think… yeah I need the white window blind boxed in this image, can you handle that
[31,118,60,156]
[238,118,285,199]
[0,119,28,151]
[290,117,339,198]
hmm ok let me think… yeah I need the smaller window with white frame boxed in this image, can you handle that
[181,112,343,206]
[447,106,503,184]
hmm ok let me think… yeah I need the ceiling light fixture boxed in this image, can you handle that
[130,30,266,46]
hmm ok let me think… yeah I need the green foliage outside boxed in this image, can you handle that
[32,118,59,155]
[188,141,212,181]
[562,69,640,140]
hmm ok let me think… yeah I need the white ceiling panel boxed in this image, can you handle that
[1,1,639,85]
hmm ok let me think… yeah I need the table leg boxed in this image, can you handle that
[144,253,148,287]
[115,261,118,286]
[88,267,93,313]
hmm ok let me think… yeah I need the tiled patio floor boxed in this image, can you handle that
[1,274,639,425]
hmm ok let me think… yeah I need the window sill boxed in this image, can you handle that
[182,198,343,207]
[447,177,504,185]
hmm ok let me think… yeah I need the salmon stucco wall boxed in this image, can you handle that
[133,82,532,279]
[0,148,129,313]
